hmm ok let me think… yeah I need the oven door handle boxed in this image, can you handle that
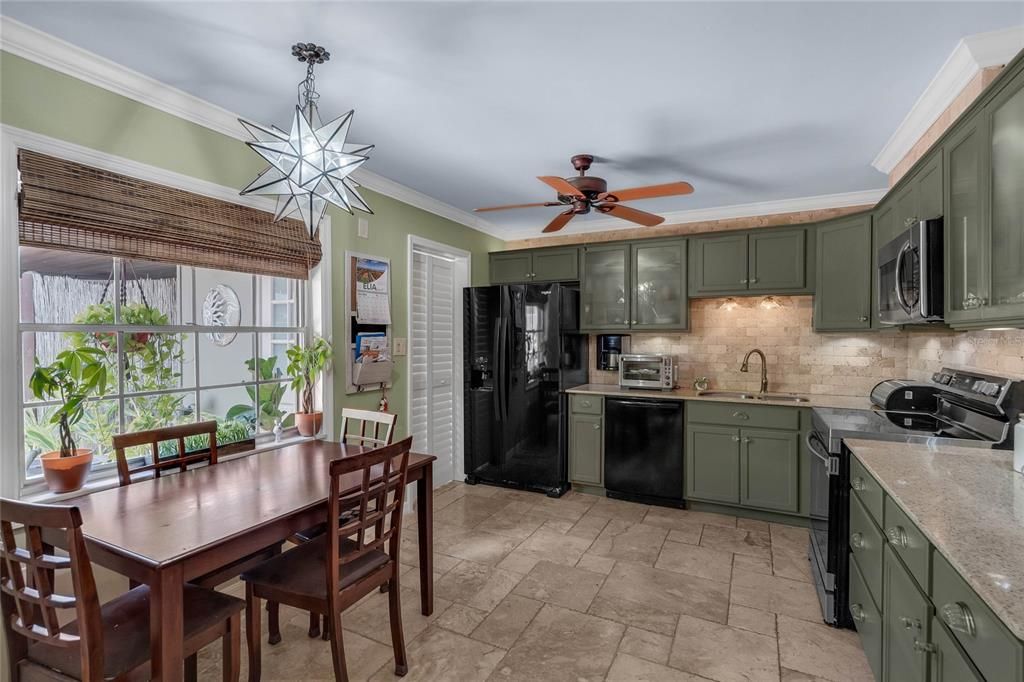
[806,431,840,477]
[894,241,914,315]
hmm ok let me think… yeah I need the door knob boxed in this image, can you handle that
[859,316,869,322]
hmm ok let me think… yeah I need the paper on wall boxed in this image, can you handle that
[354,257,391,324]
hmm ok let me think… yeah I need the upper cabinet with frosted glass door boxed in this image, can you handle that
[630,239,688,331]
[944,57,1024,328]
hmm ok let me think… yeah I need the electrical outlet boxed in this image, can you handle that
[393,337,407,356]
[357,218,369,238]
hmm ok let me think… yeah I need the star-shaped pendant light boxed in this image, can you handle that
[239,43,374,238]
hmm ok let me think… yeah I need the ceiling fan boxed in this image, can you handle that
[474,154,694,233]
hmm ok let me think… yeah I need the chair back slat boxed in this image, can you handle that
[339,409,397,448]
[112,420,219,486]
[1,499,104,681]
[325,437,412,596]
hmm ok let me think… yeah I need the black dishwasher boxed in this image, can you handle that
[604,398,684,507]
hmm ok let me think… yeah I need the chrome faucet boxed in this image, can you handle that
[740,348,768,394]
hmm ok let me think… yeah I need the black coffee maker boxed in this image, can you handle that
[597,335,630,371]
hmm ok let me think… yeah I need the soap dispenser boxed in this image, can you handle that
[1015,415,1024,475]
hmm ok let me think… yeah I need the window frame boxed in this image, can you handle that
[1,128,335,500]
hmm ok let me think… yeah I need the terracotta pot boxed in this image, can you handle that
[39,449,93,493]
[295,411,323,437]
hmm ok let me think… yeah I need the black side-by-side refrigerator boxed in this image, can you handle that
[463,283,587,497]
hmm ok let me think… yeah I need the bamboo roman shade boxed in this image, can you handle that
[17,150,322,279]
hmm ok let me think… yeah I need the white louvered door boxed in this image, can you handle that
[410,249,457,485]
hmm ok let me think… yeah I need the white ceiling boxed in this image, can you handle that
[3,2,1023,239]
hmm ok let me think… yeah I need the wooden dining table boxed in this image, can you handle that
[43,440,436,682]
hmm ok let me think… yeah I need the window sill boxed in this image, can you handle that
[21,434,317,504]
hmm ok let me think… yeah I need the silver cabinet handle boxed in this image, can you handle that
[904,216,919,227]
[732,435,741,442]
[850,532,865,549]
[851,476,865,491]
[941,602,977,638]
[900,616,921,630]
[582,400,592,407]
[740,279,748,284]
[732,411,749,420]
[750,278,758,284]
[913,640,936,655]
[887,526,908,548]
[631,320,638,325]
[593,423,601,430]
[743,437,751,443]
[859,315,869,322]
[850,603,866,622]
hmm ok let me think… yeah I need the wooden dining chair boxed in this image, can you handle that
[112,421,281,590]
[0,498,244,682]
[294,408,399,640]
[241,436,414,682]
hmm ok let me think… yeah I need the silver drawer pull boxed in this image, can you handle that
[941,602,977,638]
[887,526,908,549]
[582,400,591,407]
[850,603,866,622]
[850,532,865,549]
[900,616,921,630]
[732,435,741,442]
[732,411,749,420]
[913,640,936,655]
[851,476,865,491]
[593,424,601,431]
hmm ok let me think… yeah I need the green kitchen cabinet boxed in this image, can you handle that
[944,115,989,325]
[569,412,604,487]
[884,545,933,682]
[490,251,533,284]
[748,227,807,291]
[740,428,799,513]
[631,238,688,330]
[814,213,873,331]
[581,239,688,331]
[690,233,748,294]
[849,554,884,682]
[894,152,944,231]
[929,617,984,682]
[581,244,630,330]
[489,247,580,284]
[685,424,741,504]
[532,247,580,282]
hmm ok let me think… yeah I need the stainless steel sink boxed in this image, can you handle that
[696,390,809,403]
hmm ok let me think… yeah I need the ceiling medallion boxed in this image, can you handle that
[238,42,374,239]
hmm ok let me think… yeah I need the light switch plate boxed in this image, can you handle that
[393,337,407,356]
[357,218,369,238]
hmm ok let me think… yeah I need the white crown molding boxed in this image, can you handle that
[0,16,504,239]
[501,188,887,241]
[872,25,1024,174]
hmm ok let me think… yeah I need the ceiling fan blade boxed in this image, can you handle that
[596,203,665,227]
[599,181,694,202]
[538,176,585,198]
[542,209,576,233]
[474,202,562,212]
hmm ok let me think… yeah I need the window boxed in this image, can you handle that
[18,246,304,492]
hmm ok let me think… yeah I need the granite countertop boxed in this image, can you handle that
[846,439,1024,640]
[564,383,872,410]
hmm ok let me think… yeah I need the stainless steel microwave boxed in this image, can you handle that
[877,218,944,325]
[619,354,675,390]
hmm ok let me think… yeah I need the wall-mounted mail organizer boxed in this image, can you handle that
[345,252,394,395]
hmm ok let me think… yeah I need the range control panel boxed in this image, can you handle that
[932,369,1007,399]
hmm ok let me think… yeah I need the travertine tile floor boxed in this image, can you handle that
[199,482,874,681]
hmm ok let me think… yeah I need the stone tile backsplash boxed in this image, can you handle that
[588,296,1024,395]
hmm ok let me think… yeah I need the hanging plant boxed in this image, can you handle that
[68,302,168,352]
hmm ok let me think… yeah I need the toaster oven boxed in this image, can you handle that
[618,354,675,390]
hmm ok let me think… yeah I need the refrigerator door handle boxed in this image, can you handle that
[501,318,512,421]
[493,318,503,422]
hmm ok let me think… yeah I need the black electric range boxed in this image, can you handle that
[807,367,1024,628]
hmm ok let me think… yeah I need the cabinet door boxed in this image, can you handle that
[929,617,983,682]
[532,247,579,282]
[814,214,873,330]
[690,233,748,294]
[985,68,1024,325]
[490,252,533,284]
[884,546,932,682]
[872,200,897,328]
[740,428,799,513]
[944,117,990,324]
[631,239,688,330]
[894,181,919,232]
[685,425,740,504]
[748,228,806,291]
[915,152,944,220]
[569,413,603,486]
[581,245,630,330]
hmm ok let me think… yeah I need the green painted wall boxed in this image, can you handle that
[1,51,503,439]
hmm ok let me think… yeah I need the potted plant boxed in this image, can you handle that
[68,302,169,352]
[28,347,111,493]
[286,337,333,437]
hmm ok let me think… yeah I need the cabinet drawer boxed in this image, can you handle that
[570,394,603,415]
[850,493,884,605]
[884,545,932,682]
[850,457,883,525]
[931,550,1024,682]
[688,401,799,430]
[849,554,883,682]
[883,497,931,592]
